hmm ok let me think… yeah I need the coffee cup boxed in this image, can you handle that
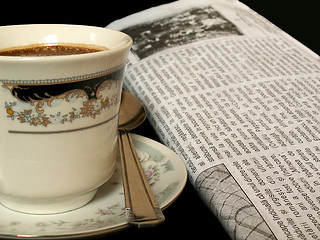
[0,24,132,214]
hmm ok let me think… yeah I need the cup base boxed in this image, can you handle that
[0,189,98,215]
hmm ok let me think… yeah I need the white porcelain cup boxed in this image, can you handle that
[0,24,132,214]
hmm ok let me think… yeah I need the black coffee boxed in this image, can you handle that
[0,43,107,56]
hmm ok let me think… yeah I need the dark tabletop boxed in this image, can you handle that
[1,1,318,239]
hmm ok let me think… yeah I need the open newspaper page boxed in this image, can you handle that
[108,0,320,239]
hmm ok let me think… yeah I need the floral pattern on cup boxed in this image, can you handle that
[2,68,123,128]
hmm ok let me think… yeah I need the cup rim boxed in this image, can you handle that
[0,24,132,62]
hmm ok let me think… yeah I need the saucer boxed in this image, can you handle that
[0,134,187,239]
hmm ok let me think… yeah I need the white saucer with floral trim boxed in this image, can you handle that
[0,134,187,239]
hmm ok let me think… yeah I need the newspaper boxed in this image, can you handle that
[108,0,320,239]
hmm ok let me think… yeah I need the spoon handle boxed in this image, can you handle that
[118,130,165,227]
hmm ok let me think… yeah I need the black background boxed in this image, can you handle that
[1,1,318,239]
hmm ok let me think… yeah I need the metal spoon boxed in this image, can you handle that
[118,90,165,227]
